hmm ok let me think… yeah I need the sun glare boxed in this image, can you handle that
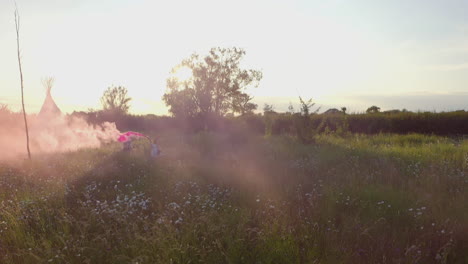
[173,67,193,82]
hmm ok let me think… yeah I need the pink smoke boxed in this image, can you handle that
[117,131,147,142]
[0,112,121,160]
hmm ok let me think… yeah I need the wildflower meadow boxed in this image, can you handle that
[0,133,467,263]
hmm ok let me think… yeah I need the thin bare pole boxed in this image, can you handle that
[15,4,31,159]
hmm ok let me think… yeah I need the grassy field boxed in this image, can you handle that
[0,132,467,263]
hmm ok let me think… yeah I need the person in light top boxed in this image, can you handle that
[151,138,161,157]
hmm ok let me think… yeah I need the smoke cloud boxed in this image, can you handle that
[0,112,121,160]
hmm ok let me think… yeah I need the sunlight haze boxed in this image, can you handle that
[1,0,468,114]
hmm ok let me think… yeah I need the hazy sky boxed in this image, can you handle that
[1,0,468,114]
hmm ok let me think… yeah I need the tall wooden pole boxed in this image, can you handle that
[15,5,31,159]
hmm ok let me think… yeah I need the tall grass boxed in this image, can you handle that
[0,133,467,263]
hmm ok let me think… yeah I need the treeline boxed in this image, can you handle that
[70,109,468,137]
[267,111,468,136]
[2,105,468,141]
[71,110,264,135]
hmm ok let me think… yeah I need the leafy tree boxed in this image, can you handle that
[100,86,132,114]
[293,97,320,143]
[366,105,381,113]
[263,103,274,114]
[163,47,262,121]
[232,93,257,115]
[299,97,319,116]
[341,107,347,114]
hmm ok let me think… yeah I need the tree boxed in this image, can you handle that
[163,47,262,121]
[295,97,319,144]
[341,107,347,114]
[263,103,274,114]
[366,105,381,113]
[162,88,197,119]
[15,5,31,159]
[232,93,257,115]
[299,96,319,116]
[100,86,132,114]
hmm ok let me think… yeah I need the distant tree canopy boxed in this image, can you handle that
[263,103,275,114]
[366,105,381,113]
[100,86,132,114]
[163,47,262,120]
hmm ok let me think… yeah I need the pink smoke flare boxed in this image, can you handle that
[118,131,147,142]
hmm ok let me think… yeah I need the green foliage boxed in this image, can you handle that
[267,111,468,137]
[366,105,381,113]
[75,107,468,138]
[239,114,265,135]
[232,93,257,116]
[100,86,132,114]
[299,96,318,116]
[0,133,467,263]
[163,47,262,123]
[263,103,274,114]
[294,97,319,143]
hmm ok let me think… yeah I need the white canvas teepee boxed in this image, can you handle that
[38,77,62,118]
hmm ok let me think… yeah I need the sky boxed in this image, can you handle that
[1,0,468,115]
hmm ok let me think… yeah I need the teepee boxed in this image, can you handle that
[38,77,62,118]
